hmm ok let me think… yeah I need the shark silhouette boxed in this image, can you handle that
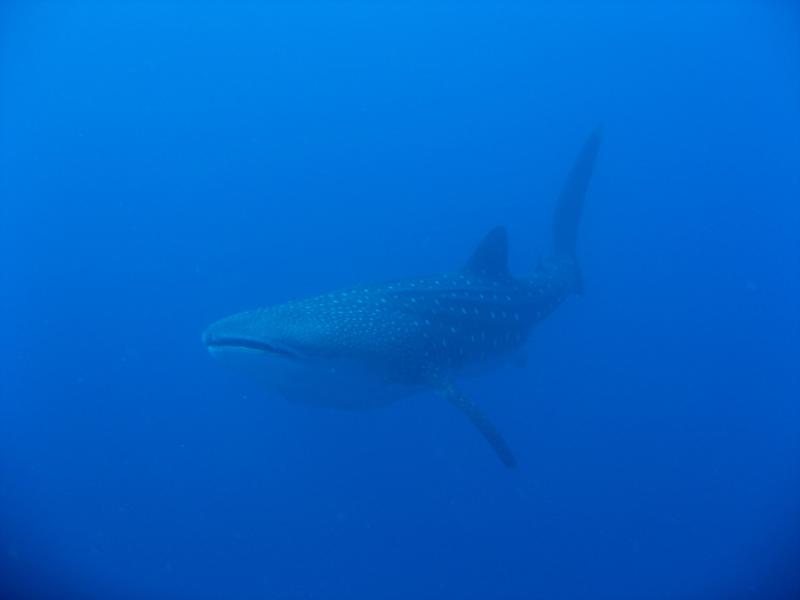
[203,129,602,467]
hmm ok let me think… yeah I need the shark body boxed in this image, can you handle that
[203,129,602,466]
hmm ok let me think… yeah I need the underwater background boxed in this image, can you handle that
[1,2,798,598]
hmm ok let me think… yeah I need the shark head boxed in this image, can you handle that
[204,307,311,362]
[204,304,329,398]
[202,297,416,408]
[203,308,302,396]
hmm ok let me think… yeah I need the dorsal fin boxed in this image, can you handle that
[464,226,509,279]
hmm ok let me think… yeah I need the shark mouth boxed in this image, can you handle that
[205,337,300,359]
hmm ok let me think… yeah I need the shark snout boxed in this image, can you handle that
[202,321,227,350]
[202,313,252,351]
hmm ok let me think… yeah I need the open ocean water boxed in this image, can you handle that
[1,2,799,599]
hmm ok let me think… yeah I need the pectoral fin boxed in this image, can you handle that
[440,381,517,468]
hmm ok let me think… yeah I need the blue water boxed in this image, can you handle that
[1,2,799,599]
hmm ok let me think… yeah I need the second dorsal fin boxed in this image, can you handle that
[464,226,509,279]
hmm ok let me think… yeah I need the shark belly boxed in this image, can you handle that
[209,345,421,409]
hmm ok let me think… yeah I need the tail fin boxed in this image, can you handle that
[552,127,603,259]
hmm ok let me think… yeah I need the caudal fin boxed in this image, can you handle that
[552,127,603,259]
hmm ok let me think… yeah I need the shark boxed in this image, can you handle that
[203,129,602,467]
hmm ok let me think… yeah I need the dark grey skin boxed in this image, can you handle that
[204,129,602,467]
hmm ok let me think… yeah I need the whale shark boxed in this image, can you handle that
[203,129,602,467]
